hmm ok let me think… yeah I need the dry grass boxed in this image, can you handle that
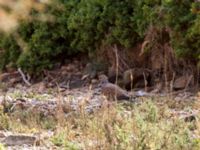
[0,94,200,150]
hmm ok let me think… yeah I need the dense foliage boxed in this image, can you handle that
[0,0,199,73]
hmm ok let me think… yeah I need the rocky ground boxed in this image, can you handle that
[0,60,200,149]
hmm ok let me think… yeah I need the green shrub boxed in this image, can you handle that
[162,0,199,59]
[51,131,80,149]
[0,32,21,70]
[68,0,139,50]
[0,0,199,73]
[0,0,79,73]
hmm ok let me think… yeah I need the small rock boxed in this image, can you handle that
[15,84,23,89]
[107,66,123,84]
[66,64,76,72]
[83,63,97,79]
[2,135,37,146]
[47,83,54,88]
[123,68,151,90]
[10,78,21,85]
[61,70,68,76]
[173,75,193,90]
[73,60,79,65]
[75,71,82,76]
[0,73,11,82]
[108,67,117,82]
[61,64,76,72]
[91,79,98,84]
[69,79,84,89]
[61,65,68,71]
[135,90,148,97]
[90,70,97,79]
[0,132,6,138]
[32,82,46,93]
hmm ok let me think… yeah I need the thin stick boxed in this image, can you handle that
[130,72,133,92]
[114,44,119,101]
[143,71,147,92]
[18,68,31,86]
[184,75,193,93]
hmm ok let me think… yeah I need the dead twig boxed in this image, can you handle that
[143,71,147,92]
[113,44,119,101]
[18,68,31,86]
[140,40,149,56]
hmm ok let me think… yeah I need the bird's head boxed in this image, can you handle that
[98,74,109,87]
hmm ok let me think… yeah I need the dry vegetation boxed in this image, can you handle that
[0,90,200,149]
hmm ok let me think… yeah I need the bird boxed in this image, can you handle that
[98,74,130,101]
